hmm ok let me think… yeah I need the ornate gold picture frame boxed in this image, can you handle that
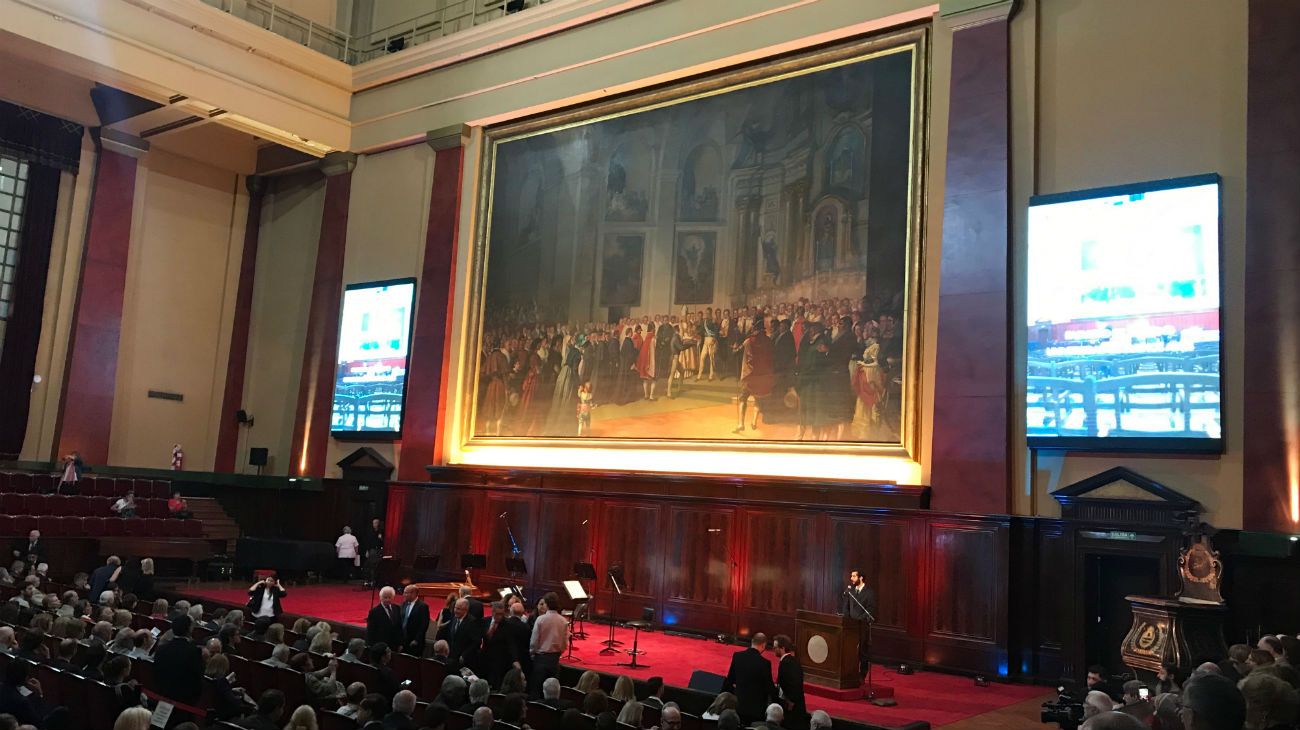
[456,26,929,461]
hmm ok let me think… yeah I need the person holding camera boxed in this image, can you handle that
[247,576,287,621]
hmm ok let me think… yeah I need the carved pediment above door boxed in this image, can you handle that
[1051,467,1201,527]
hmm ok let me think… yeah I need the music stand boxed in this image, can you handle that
[460,554,487,570]
[563,579,589,661]
[600,564,625,654]
[573,562,597,640]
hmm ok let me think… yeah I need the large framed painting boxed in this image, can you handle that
[460,28,927,456]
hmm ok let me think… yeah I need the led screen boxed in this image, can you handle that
[331,278,416,436]
[1026,174,1221,452]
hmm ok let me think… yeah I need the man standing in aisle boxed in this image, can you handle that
[723,632,776,725]
[772,635,807,730]
[400,584,431,657]
[528,592,567,699]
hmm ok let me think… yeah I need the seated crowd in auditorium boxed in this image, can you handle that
[0,562,843,730]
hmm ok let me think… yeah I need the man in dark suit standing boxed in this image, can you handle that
[154,615,204,719]
[10,530,44,566]
[722,632,776,725]
[479,601,519,687]
[367,586,404,648]
[772,635,807,730]
[399,584,431,656]
[838,569,877,678]
[506,600,532,679]
[436,598,484,672]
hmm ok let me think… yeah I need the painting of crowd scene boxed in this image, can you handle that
[469,41,921,444]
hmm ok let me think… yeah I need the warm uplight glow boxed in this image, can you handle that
[454,445,923,485]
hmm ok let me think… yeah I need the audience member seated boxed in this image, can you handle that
[263,643,292,668]
[424,703,449,730]
[264,621,286,647]
[717,710,741,730]
[1115,681,1152,723]
[369,642,401,699]
[207,652,253,720]
[583,689,609,716]
[809,710,831,730]
[643,677,665,709]
[248,616,273,642]
[617,699,643,728]
[500,692,530,729]
[1182,673,1245,730]
[0,628,13,655]
[292,652,346,702]
[1238,671,1294,730]
[1154,662,1184,695]
[1086,665,1121,701]
[218,623,242,653]
[576,671,601,693]
[111,490,138,518]
[128,630,154,660]
[309,625,336,654]
[1079,712,1147,730]
[462,679,491,713]
[110,628,134,655]
[51,638,78,670]
[15,629,46,662]
[238,688,288,730]
[704,693,738,721]
[103,655,145,716]
[168,491,192,520]
[432,676,468,709]
[0,661,47,726]
[339,682,368,719]
[611,675,636,705]
[358,693,390,730]
[280,704,317,730]
[387,689,420,730]
[541,678,571,710]
[204,637,224,658]
[341,637,368,663]
[113,706,153,730]
[754,704,784,730]
[659,706,682,730]
[432,640,451,663]
[502,667,527,696]
[80,642,108,681]
[471,706,495,730]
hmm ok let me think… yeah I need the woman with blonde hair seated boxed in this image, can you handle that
[205,652,253,720]
[284,704,319,730]
[611,675,636,704]
[265,622,286,646]
[616,700,643,727]
[113,707,153,730]
[308,627,334,654]
[576,670,602,693]
[150,598,168,619]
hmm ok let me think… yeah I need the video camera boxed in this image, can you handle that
[1041,689,1085,730]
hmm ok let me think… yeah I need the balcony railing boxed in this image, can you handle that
[199,0,549,65]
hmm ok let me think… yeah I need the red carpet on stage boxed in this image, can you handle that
[184,584,1048,728]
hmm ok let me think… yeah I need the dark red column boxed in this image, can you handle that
[56,134,148,465]
[289,154,354,477]
[214,176,265,473]
[929,6,1013,514]
[1243,0,1300,532]
[398,129,465,481]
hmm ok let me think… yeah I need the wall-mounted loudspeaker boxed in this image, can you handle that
[249,448,269,467]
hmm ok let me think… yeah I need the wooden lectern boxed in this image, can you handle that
[795,610,861,690]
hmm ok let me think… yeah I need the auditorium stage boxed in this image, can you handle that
[181,583,1049,728]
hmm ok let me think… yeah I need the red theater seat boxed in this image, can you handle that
[143,518,165,536]
[0,494,25,515]
[12,516,36,534]
[121,518,143,536]
[82,477,105,497]
[9,474,32,494]
[82,517,105,536]
[0,516,14,536]
[36,515,62,537]
[0,473,10,492]
[27,495,52,515]
[59,516,83,536]
[147,480,169,499]
[103,518,124,536]
[162,520,184,537]
[182,520,203,537]
[140,499,164,519]
[64,495,90,516]
[30,474,55,494]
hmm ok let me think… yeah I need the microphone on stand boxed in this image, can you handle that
[499,511,508,518]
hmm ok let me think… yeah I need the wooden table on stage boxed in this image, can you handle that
[795,609,862,690]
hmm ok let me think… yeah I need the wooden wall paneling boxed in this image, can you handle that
[662,505,735,633]
[739,508,820,639]
[923,516,1009,675]
[826,513,921,663]
[533,496,597,605]
[480,492,539,592]
[1034,521,1068,682]
[598,501,663,622]
[414,488,479,581]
